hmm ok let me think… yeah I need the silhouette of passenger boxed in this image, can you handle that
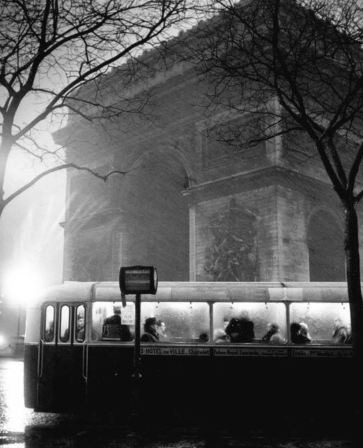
[262,323,285,344]
[157,320,167,339]
[199,332,209,342]
[225,317,254,343]
[290,322,311,344]
[141,317,159,343]
[76,315,85,341]
[262,323,280,342]
[345,324,353,344]
[332,317,348,344]
[45,321,54,342]
[104,305,132,341]
[213,328,230,343]
[299,322,311,343]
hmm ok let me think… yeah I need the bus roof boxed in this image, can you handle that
[27,281,350,308]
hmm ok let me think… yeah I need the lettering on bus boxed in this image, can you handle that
[214,347,288,357]
[140,347,210,356]
[291,348,353,358]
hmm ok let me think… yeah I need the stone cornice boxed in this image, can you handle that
[183,165,338,205]
[60,207,123,229]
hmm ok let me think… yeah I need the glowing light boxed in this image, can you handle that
[3,264,44,304]
[1,359,33,432]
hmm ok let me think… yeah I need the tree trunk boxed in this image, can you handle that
[0,135,13,219]
[344,204,363,419]
[345,205,363,356]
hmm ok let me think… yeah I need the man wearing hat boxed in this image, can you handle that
[141,317,160,342]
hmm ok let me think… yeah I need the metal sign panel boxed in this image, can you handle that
[119,266,158,294]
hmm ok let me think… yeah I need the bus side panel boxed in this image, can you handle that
[139,350,354,425]
[87,345,134,414]
[210,354,355,425]
[139,352,214,423]
[38,345,87,412]
[23,343,39,409]
[87,346,214,422]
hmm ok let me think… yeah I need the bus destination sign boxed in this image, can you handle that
[119,266,158,295]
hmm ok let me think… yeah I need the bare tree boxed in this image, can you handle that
[0,0,196,217]
[195,0,363,366]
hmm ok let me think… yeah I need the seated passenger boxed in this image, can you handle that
[345,324,353,344]
[290,322,301,343]
[157,320,168,340]
[141,317,159,343]
[103,305,132,341]
[290,322,311,344]
[332,317,348,344]
[76,315,85,341]
[45,322,54,342]
[225,317,254,343]
[299,322,311,343]
[262,323,279,342]
[213,317,231,343]
[222,317,230,331]
[213,328,230,343]
[105,305,122,325]
[262,323,286,344]
[270,332,286,344]
[199,332,209,342]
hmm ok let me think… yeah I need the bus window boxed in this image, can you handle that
[141,302,210,343]
[213,302,287,343]
[289,302,351,344]
[44,305,55,342]
[76,305,85,342]
[59,305,70,342]
[92,302,135,341]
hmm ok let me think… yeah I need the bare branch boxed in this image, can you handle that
[2,162,130,210]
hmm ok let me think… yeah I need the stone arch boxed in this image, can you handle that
[307,207,345,281]
[119,145,190,281]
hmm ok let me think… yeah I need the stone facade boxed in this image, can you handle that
[55,40,361,284]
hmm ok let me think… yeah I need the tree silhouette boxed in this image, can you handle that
[195,0,363,400]
[0,0,195,217]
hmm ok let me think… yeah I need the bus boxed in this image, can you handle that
[24,281,354,421]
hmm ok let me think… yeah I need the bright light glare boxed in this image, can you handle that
[1,360,33,432]
[3,264,44,304]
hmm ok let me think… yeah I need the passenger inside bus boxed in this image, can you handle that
[141,301,210,343]
[157,320,168,340]
[199,332,209,342]
[213,328,229,343]
[213,317,230,343]
[76,315,85,341]
[103,305,133,341]
[332,317,349,344]
[262,323,286,344]
[45,321,54,342]
[346,324,352,344]
[141,317,159,342]
[225,317,255,343]
[222,317,230,330]
[290,322,311,344]
[299,322,311,342]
